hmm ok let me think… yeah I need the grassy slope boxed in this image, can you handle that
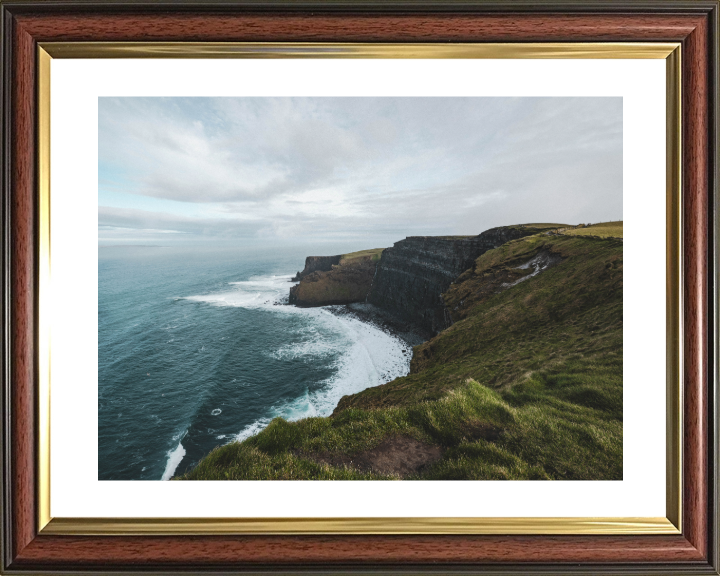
[182,226,622,481]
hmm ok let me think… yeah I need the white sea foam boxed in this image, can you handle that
[269,331,345,360]
[301,314,409,415]
[235,417,272,443]
[180,275,295,310]
[232,310,410,442]
[161,440,186,481]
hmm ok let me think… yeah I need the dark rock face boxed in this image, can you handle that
[367,227,539,334]
[292,255,342,281]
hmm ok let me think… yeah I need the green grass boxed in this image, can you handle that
[181,226,622,481]
[340,248,385,263]
[182,368,621,480]
[562,221,623,239]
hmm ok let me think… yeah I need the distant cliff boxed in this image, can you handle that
[289,257,377,307]
[366,227,544,334]
[289,249,384,307]
[292,255,342,282]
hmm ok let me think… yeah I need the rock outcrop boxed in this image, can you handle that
[292,255,342,282]
[366,227,542,334]
[289,256,378,307]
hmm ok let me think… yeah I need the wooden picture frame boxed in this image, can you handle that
[1,1,717,573]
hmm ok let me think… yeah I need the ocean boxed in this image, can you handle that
[98,244,411,480]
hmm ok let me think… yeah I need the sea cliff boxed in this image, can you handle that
[366,226,543,334]
[289,225,549,334]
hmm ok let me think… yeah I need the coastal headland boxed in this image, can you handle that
[289,249,383,307]
[180,221,623,481]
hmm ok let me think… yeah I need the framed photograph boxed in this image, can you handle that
[1,1,717,574]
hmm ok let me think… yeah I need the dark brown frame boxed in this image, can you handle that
[1,1,718,573]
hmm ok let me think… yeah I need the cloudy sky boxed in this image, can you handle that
[98,97,622,247]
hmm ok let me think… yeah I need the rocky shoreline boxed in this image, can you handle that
[327,302,429,348]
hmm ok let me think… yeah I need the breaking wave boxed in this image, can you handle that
[183,274,410,444]
[161,439,186,481]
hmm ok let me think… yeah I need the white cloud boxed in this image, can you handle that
[99,97,622,243]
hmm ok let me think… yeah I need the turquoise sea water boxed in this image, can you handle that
[98,245,410,480]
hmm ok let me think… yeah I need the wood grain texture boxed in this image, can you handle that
[9,534,707,566]
[14,12,703,43]
[681,9,710,561]
[2,4,716,573]
[9,18,36,562]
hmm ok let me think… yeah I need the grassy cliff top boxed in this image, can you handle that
[562,221,623,238]
[340,248,385,263]
[181,229,622,481]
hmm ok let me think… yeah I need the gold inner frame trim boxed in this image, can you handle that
[43,516,678,536]
[37,46,52,533]
[40,41,679,59]
[36,42,683,536]
[665,45,683,531]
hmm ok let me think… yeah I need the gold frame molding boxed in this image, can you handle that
[36,41,682,536]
